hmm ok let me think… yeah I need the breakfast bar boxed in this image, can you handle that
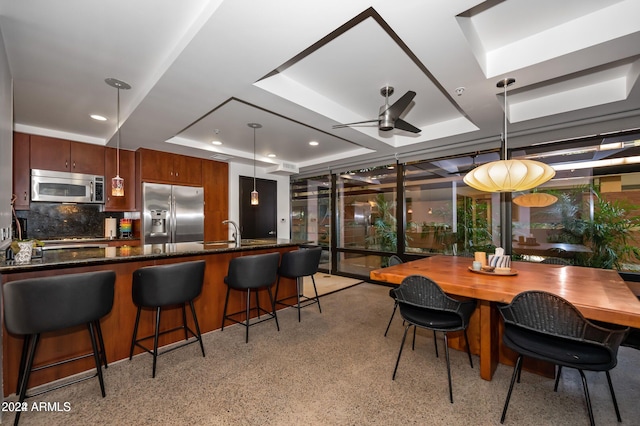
[1,240,301,396]
[370,255,640,381]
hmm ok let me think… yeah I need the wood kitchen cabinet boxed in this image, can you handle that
[12,132,30,210]
[137,148,202,185]
[30,135,105,175]
[202,159,229,242]
[104,147,136,211]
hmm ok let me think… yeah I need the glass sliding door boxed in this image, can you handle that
[290,175,331,271]
[335,165,398,276]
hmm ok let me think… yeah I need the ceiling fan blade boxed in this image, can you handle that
[332,119,378,129]
[394,118,421,133]
[384,90,416,118]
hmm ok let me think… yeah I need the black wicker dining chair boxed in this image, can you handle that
[383,255,404,336]
[498,290,628,426]
[622,328,640,350]
[391,275,476,403]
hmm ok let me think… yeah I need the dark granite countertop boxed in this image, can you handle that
[1,239,301,273]
[40,237,140,244]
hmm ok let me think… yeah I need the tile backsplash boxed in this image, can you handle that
[15,203,124,240]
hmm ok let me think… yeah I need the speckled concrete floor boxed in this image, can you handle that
[3,282,640,425]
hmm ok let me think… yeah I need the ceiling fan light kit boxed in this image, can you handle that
[463,78,555,192]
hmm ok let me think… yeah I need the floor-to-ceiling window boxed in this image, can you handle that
[291,129,640,280]
[290,175,332,271]
[403,154,501,257]
[509,131,640,270]
[335,164,398,276]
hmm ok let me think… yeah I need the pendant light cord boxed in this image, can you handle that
[116,87,120,176]
[503,80,508,160]
[253,127,256,191]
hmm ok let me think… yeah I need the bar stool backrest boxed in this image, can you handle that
[225,252,280,289]
[3,270,116,335]
[279,246,322,279]
[132,260,205,307]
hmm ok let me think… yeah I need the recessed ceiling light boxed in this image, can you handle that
[91,114,107,121]
[267,153,276,158]
[211,141,222,145]
[309,141,319,146]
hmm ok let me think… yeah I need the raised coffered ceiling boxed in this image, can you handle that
[1,0,640,176]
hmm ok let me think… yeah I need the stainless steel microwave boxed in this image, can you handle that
[31,169,105,204]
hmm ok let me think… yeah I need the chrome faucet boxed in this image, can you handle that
[222,220,240,245]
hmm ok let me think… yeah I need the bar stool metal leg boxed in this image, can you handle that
[267,286,280,331]
[182,305,189,341]
[87,322,106,397]
[15,334,40,426]
[189,301,205,357]
[310,275,322,313]
[94,320,108,368]
[16,336,31,395]
[129,307,142,359]
[245,289,251,343]
[152,307,161,378]
[221,287,231,331]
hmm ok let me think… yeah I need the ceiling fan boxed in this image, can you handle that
[332,86,421,133]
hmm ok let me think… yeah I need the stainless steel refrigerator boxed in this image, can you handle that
[142,183,204,244]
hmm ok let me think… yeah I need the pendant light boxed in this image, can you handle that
[248,123,262,205]
[105,78,131,197]
[513,192,558,208]
[463,78,555,192]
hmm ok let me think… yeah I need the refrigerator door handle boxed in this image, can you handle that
[170,193,176,243]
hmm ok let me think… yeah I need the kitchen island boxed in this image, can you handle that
[1,240,302,396]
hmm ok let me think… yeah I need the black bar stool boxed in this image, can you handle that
[3,270,115,426]
[274,246,323,322]
[221,252,280,343]
[129,260,206,378]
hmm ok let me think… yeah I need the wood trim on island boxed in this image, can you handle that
[1,246,298,397]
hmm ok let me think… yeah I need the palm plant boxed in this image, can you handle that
[366,193,398,253]
[575,188,640,270]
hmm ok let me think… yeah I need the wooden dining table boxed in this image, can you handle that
[370,255,640,381]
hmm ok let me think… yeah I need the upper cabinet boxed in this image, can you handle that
[104,147,136,211]
[12,132,30,210]
[30,135,105,175]
[137,148,202,186]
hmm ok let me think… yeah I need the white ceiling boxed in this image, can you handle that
[2,0,640,176]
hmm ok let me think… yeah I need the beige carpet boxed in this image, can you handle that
[4,282,640,425]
